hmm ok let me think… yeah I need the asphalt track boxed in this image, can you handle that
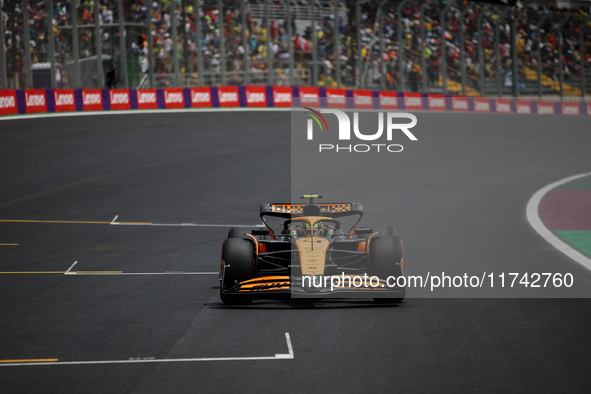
[1,111,591,392]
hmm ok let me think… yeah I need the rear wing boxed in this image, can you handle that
[260,202,363,219]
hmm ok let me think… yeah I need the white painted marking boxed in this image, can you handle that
[115,222,264,228]
[111,215,119,224]
[0,332,293,366]
[72,271,217,276]
[64,261,78,275]
[3,107,587,124]
[275,332,294,359]
[525,171,591,272]
[0,107,291,122]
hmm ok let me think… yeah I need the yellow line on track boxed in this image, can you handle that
[0,219,151,225]
[0,359,58,363]
[0,243,18,246]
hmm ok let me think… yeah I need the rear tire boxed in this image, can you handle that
[228,227,253,239]
[220,238,255,304]
[369,236,405,303]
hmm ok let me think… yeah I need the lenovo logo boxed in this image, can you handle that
[138,91,156,104]
[83,93,101,105]
[516,102,531,114]
[354,96,372,105]
[55,93,74,106]
[452,99,468,111]
[0,95,16,109]
[474,101,490,112]
[301,95,319,104]
[192,91,210,103]
[219,92,238,103]
[247,92,265,103]
[110,92,129,104]
[428,97,445,109]
[165,92,183,104]
[404,97,421,107]
[379,96,397,107]
[26,94,45,106]
[562,104,580,115]
[274,92,291,103]
[496,102,511,113]
[537,104,554,114]
[327,95,346,104]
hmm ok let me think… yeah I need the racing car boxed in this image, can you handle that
[219,195,405,304]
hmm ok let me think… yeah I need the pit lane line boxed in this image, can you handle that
[110,215,264,228]
[0,333,293,367]
[0,271,216,276]
[65,261,78,273]
[525,171,591,272]
[0,218,264,228]
[0,260,218,276]
[111,222,265,228]
[0,107,293,122]
[65,272,217,276]
[0,106,411,123]
[0,106,580,124]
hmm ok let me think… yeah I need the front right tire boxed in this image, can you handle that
[369,235,405,303]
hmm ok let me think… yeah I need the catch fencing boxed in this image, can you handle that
[1,1,590,99]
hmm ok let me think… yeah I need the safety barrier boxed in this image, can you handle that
[1,87,589,117]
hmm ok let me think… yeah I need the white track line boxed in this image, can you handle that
[278,332,294,359]
[0,333,293,366]
[1,106,587,123]
[64,261,78,275]
[114,222,265,228]
[71,272,217,276]
[0,107,291,122]
[108,216,263,227]
[525,171,591,272]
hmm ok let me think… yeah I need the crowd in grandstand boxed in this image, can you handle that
[1,0,590,95]
[359,1,590,93]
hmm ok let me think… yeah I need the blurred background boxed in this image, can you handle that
[1,0,590,98]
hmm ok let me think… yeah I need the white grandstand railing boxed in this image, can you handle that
[248,1,347,21]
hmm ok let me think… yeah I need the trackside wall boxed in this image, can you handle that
[1,88,589,116]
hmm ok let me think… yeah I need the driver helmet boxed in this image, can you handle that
[296,222,333,237]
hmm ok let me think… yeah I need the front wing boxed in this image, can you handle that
[221,275,405,299]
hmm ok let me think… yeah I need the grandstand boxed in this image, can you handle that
[1,0,589,98]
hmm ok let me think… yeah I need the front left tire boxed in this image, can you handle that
[220,237,256,304]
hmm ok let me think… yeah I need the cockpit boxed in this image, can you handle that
[285,219,338,238]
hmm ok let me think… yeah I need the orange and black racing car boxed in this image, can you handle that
[219,195,405,304]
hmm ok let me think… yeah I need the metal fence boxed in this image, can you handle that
[1,0,590,98]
